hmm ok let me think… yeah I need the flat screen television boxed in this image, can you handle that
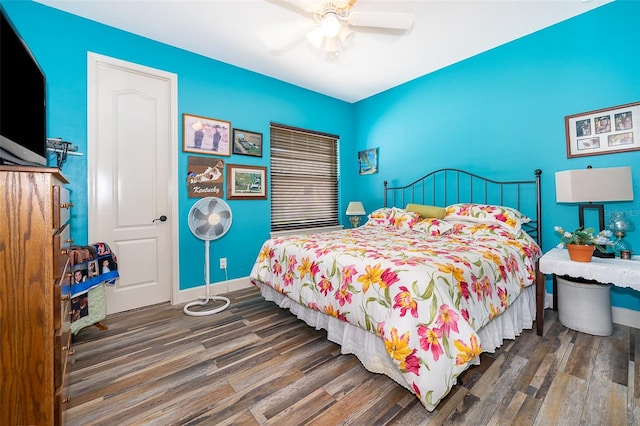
[0,5,47,166]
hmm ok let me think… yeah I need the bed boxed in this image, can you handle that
[249,168,543,411]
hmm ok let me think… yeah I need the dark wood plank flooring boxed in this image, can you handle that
[67,286,640,425]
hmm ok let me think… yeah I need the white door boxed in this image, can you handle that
[87,53,178,314]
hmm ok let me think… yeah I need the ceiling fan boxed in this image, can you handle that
[267,0,414,56]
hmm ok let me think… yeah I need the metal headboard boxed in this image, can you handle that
[384,168,542,245]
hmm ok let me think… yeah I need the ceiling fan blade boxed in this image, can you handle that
[348,11,414,30]
[257,17,316,53]
[267,0,316,15]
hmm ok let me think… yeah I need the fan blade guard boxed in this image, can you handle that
[188,197,233,241]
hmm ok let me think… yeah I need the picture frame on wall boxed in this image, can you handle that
[183,113,231,156]
[226,164,267,200]
[232,129,263,157]
[565,101,640,158]
[358,148,378,175]
[186,156,224,198]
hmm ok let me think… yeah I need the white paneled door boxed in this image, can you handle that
[88,53,178,314]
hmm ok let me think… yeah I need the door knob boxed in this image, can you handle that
[153,215,167,223]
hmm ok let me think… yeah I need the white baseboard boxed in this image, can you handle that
[612,306,640,329]
[174,276,253,305]
[544,291,640,329]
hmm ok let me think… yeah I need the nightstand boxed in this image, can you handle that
[538,248,640,336]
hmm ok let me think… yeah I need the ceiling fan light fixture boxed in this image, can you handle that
[323,36,340,53]
[321,12,341,38]
[306,27,325,49]
[338,26,354,44]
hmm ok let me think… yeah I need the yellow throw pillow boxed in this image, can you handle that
[406,204,446,219]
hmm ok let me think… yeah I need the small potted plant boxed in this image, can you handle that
[554,226,613,262]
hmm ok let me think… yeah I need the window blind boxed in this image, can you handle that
[270,123,339,232]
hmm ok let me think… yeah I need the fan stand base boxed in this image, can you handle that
[183,295,230,317]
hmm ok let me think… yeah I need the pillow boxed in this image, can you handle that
[444,203,531,232]
[366,207,398,227]
[406,203,446,219]
[393,210,421,230]
[447,220,516,238]
[413,218,453,236]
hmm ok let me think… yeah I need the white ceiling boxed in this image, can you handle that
[35,0,612,103]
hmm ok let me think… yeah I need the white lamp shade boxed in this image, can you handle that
[555,166,634,203]
[338,26,354,44]
[346,201,365,215]
[321,12,341,38]
[306,27,324,49]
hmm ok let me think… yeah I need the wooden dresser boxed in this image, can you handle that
[0,165,73,426]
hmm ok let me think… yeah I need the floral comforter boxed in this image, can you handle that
[250,208,541,410]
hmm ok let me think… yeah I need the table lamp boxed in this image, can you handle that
[555,166,634,257]
[346,201,365,227]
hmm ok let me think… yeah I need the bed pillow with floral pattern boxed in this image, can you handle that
[444,203,530,232]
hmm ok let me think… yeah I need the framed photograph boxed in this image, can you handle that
[565,101,640,158]
[232,129,263,157]
[358,148,378,175]
[183,113,231,156]
[226,164,267,200]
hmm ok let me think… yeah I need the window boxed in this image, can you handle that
[270,123,339,232]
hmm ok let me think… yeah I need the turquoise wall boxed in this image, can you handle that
[1,1,355,290]
[3,1,639,311]
[352,0,640,311]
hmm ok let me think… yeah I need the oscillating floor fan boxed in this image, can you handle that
[183,197,233,317]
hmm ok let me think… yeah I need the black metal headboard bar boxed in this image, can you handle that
[384,168,542,245]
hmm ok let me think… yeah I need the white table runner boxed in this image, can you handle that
[539,248,640,291]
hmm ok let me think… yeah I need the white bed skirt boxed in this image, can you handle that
[256,282,536,394]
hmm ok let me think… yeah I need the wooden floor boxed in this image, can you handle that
[67,286,640,425]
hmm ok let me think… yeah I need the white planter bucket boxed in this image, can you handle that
[557,276,613,336]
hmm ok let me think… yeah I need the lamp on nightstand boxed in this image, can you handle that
[555,166,634,257]
[346,201,366,228]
